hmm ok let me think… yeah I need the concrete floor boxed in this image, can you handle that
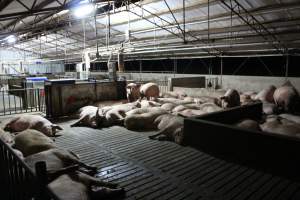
[51,119,300,200]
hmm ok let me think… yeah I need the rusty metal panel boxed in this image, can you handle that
[46,81,126,118]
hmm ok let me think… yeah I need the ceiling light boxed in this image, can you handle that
[6,35,16,43]
[57,9,69,16]
[73,3,95,18]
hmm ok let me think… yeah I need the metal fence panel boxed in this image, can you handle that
[0,87,45,116]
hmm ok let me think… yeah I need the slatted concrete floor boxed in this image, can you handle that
[54,121,300,200]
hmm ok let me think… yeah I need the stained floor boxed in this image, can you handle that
[53,121,300,200]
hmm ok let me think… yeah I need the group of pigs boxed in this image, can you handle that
[71,83,243,144]
[1,80,299,198]
[235,81,300,138]
[0,116,125,200]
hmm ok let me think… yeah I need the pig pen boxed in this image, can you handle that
[49,112,300,200]
[184,102,300,182]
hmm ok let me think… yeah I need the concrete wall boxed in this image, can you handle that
[169,76,205,91]
[46,81,126,118]
[90,72,300,93]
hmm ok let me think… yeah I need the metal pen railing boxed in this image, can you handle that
[0,138,60,200]
[0,87,45,116]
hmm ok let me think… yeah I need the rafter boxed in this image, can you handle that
[220,0,286,53]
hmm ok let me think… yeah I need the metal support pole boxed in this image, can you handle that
[174,59,177,77]
[220,57,223,88]
[183,0,186,43]
[285,54,289,80]
[208,0,210,44]
[106,2,111,49]
[139,59,142,81]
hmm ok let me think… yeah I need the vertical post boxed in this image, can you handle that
[285,54,289,80]
[106,2,111,48]
[174,59,177,77]
[220,56,223,88]
[183,0,186,43]
[208,0,210,44]
[139,59,142,81]
[35,161,49,200]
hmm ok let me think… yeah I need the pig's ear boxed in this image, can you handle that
[52,124,63,130]
[96,108,103,120]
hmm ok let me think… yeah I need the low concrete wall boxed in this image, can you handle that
[99,72,300,93]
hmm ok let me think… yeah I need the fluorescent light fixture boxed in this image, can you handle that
[73,3,95,18]
[79,0,89,4]
[6,35,16,43]
[57,9,69,16]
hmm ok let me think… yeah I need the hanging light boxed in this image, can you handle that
[6,35,17,43]
[73,3,95,18]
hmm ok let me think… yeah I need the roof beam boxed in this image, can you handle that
[0,0,13,11]
[220,0,286,53]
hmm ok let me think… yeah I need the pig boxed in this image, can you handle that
[139,82,159,100]
[176,109,205,118]
[156,97,194,105]
[139,99,161,108]
[263,102,278,115]
[13,149,24,159]
[160,91,187,99]
[24,148,97,177]
[260,118,300,137]
[193,96,219,105]
[49,171,124,200]
[235,119,261,131]
[126,83,140,102]
[279,113,300,124]
[70,106,99,128]
[4,114,62,137]
[0,129,24,159]
[0,128,14,144]
[161,103,177,112]
[219,89,240,108]
[273,81,300,113]
[96,102,141,127]
[124,107,167,130]
[240,94,256,106]
[126,82,160,102]
[183,103,203,110]
[13,129,56,157]
[182,96,194,102]
[149,114,184,144]
[199,102,222,113]
[254,85,276,103]
[172,105,188,113]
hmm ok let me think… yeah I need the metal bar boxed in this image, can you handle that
[8,92,11,115]
[220,57,223,87]
[220,0,285,53]
[183,0,186,43]
[128,3,183,40]
[16,0,31,11]
[37,89,41,111]
[19,92,23,113]
[1,91,4,116]
[232,57,250,75]
[208,0,210,44]
[14,93,17,113]
[163,0,185,38]
[285,54,289,79]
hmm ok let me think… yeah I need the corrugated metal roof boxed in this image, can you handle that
[0,0,299,62]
